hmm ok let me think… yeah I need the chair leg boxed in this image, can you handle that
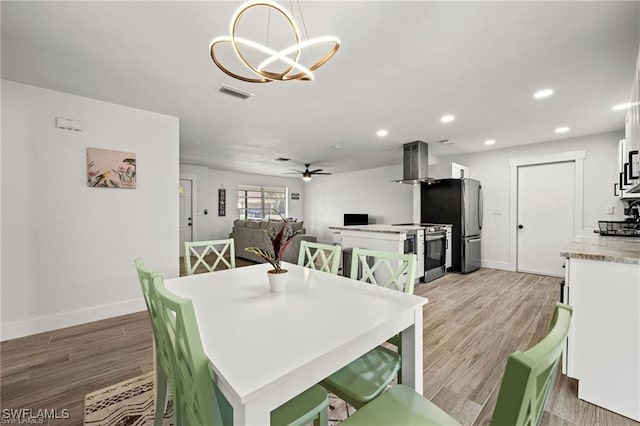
[314,406,328,426]
[155,367,169,426]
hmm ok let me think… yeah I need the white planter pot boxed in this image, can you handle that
[267,270,288,293]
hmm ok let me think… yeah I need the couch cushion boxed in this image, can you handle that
[245,220,263,229]
[290,222,304,233]
[233,219,247,228]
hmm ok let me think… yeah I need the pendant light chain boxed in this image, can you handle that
[266,6,271,47]
[295,0,315,58]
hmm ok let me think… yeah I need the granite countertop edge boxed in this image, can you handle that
[561,236,640,265]
[328,226,409,235]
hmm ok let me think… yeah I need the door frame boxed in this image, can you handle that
[179,173,198,245]
[508,150,585,272]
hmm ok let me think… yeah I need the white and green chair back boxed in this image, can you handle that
[134,258,181,425]
[350,248,417,294]
[184,239,235,275]
[298,241,342,275]
[340,303,573,426]
[321,249,417,409]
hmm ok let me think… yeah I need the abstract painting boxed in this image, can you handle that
[87,147,136,189]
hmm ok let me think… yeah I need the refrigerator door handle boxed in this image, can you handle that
[478,185,483,230]
[467,238,482,243]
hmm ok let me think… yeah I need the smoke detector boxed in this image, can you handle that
[218,84,254,100]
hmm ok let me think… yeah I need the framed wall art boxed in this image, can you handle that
[87,148,136,189]
[218,185,226,216]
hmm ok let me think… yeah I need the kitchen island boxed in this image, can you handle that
[560,235,640,421]
[329,225,425,283]
[329,224,422,251]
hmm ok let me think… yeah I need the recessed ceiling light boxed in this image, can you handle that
[612,102,632,111]
[440,115,455,123]
[534,89,554,99]
[484,139,496,146]
[555,126,570,134]
[376,129,388,137]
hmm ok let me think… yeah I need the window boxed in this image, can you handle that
[238,185,288,220]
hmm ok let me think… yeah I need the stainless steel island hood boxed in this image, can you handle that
[392,141,434,184]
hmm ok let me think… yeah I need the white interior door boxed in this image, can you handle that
[517,161,575,277]
[179,179,193,256]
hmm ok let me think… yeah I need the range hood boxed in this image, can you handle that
[392,141,434,184]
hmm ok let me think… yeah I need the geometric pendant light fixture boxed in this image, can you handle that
[209,0,340,83]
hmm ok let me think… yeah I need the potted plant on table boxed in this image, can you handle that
[245,211,301,292]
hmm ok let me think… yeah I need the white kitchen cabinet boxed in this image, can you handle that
[619,47,640,197]
[561,237,640,422]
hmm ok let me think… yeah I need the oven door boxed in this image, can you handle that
[424,232,446,282]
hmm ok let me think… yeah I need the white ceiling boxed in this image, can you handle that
[2,1,639,176]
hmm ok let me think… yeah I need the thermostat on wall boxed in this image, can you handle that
[55,117,82,132]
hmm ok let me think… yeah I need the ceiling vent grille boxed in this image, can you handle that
[438,139,454,145]
[218,84,254,100]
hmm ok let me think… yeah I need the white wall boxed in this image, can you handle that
[304,164,414,243]
[180,164,306,241]
[429,131,625,270]
[1,81,180,340]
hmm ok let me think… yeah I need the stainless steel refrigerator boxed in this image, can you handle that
[420,178,483,273]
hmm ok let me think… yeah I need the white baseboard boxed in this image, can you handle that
[1,298,147,341]
[481,259,514,271]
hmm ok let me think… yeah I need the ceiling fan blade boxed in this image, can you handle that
[284,172,301,174]
[287,169,304,173]
[312,172,332,175]
[309,169,323,173]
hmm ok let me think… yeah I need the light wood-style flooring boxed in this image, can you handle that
[2,264,638,425]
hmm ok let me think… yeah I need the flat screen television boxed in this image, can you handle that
[344,213,368,226]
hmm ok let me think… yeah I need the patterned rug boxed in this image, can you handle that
[84,372,354,425]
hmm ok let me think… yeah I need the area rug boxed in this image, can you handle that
[84,372,354,425]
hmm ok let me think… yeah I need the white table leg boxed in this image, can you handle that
[400,305,423,393]
[232,393,271,426]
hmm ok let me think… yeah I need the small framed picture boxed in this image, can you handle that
[291,192,300,200]
[87,147,136,189]
[218,187,226,216]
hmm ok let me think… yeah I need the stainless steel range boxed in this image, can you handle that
[393,224,447,283]
[423,226,447,282]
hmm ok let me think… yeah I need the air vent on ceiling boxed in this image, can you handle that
[273,157,290,162]
[438,139,454,145]
[218,84,254,100]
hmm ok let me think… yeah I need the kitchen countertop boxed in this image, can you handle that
[560,235,640,264]
[329,225,424,234]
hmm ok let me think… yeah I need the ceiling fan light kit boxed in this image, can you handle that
[285,163,332,181]
[209,0,340,83]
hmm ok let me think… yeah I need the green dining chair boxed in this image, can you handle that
[134,258,181,426]
[297,241,342,274]
[184,238,235,275]
[320,249,417,410]
[152,276,329,426]
[340,302,573,426]
[350,247,418,294]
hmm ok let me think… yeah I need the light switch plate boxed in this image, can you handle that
[605,206,614,215]
[493,207,502,215]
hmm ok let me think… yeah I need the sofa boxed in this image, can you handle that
[230,219,317,264]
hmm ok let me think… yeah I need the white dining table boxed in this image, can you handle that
[164,262,428,426]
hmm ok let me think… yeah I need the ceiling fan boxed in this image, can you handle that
[285,163,332,181]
